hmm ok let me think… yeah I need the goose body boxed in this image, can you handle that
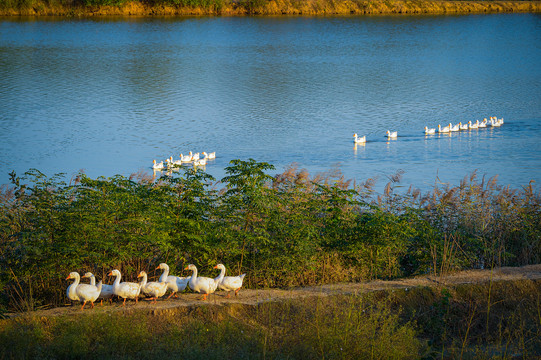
[194,158,207,166]
[214,264,246,298]
[450,123,460,132]
[157,263,191,299]
[66,272,103,310]
[185,264,218,300]
[386,130,397,138]
[83,272,114,304]
[152,160,164,170]
[138,271,168,304]
[108,269,142,306]
[438,124,450,133]
[180,153,192,163]
[202,152,216,160]
[191,152,200,161]
[167,156,183,167]
[459,122,469,130]
[353,133,366,143]
[468,120,478,129]
[478,119,487,128]
[424,127,436,135]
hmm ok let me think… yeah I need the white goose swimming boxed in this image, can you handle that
[194,158,207,166]
[386,130,397,138]
[66,272,103,310]
[138,271,168,304]
[459,122,469,130]
[213,264,246,298]
[424,127,436,135]
[108,269,142,306]
[157,263,191,299]
[468,120,478,129]
[180,153,192,163]
[438,124,450,133]
[185,264,219,300]
[83,272,114,305]
[353,133,366,143]
[478,119,487,128]
[450,123,460,132]
[202,152,216,160]
[168,156,183,167]
[152,160,164,170]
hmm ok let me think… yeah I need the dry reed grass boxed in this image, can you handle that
[1,0,540,16]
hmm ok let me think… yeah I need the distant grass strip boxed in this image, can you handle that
[0,0,540,16]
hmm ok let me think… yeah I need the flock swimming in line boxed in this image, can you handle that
[66,263,246,309]
[353,116,504,144]
[152,151,216,171]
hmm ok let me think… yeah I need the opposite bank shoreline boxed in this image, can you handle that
[1,0,540,16]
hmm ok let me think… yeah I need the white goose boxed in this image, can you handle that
[180,153,192,163]
[468,120,478,129]
[459,122,469,130]
[66,272,103,310]
[83,272,114,305]
[185,264,219,300]
[137,271,168,304]
[202,152,216,160]
[157,263,191,299]
[108,269,142,306]
[168,156,183,167]
[152,160,164,170]
[191,152,200,162]
[194,158,207,166]
[450,123,460,132]
[490,117,502,127]
[386,130,397,138]
[213,264,246,298]
[353,133,366,143]
[438,124,450,133]
[424,127,436,135]
[478,119,487,128]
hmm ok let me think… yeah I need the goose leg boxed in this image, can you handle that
[226,292,231,299]
[80,301,87,310]
[235,288,241,296]
[122,298,127,306]
[201,294,208,301]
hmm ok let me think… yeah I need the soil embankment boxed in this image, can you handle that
[13,264,541,318]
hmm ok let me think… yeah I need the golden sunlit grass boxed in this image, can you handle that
[1,0,540,16]
[1,279,539,359]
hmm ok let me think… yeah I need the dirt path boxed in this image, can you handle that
[11,264,541,318]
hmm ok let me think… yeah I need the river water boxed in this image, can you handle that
[1,14,540,192]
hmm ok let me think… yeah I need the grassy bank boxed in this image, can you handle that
[0,0,540,16]
[1,279,539,359]
[0,160,540,315]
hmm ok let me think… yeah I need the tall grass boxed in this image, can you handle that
[1,280,539,359]
[0,161,540,312]
[1,0,540,16]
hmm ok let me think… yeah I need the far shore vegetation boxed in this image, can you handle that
[1,0,540,16]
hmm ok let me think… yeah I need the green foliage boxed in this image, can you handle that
[0,162,539,312]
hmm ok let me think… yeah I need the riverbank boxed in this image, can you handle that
[1,0,540,16]
[1,266,540,358]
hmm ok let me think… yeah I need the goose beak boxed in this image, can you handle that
[184,266,189,270]
[155,266,160,270]
[213,265,218,269]
[107,271,113,276]
[65,275,71,280]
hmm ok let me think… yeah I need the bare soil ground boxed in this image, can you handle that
[11,264,541,318]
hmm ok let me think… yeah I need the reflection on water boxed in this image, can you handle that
[0,14,540,192]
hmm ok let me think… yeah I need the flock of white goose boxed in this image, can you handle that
[66,263,246,310]
[354,116,504,144]
[152,151,216,171]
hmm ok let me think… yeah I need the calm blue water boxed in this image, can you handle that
[1,14,540,192]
